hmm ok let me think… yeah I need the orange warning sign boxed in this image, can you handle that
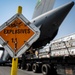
[0,18,34,53]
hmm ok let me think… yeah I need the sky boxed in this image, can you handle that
[0,0,75,40]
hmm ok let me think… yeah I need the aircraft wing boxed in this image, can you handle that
[32,0,55,19]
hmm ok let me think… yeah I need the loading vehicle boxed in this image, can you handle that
[21,33,75,75]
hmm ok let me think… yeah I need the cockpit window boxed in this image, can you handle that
[36,0,42,8]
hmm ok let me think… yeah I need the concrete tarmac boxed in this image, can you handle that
[0,66,42,75]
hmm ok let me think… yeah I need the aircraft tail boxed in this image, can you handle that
[32,0,55,19]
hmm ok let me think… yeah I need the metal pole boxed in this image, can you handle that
[10,6,22,75]
[11,58,18,75]
[17,6,22,14]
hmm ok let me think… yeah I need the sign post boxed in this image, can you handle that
[11,6,22,75]
[11,58,18,75]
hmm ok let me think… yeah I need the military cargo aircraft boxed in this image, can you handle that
[0,0,74,65]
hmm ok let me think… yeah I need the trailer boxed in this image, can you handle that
[21,33,75,75]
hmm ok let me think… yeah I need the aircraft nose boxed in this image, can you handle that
[71,1,75,5]
[69,1,74,7]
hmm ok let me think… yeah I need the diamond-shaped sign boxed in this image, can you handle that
[0,14,40,58]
